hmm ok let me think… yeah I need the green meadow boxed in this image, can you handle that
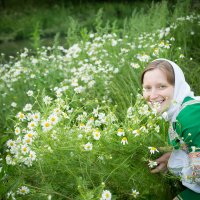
[0,0,200,199]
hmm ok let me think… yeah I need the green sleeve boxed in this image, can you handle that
[175,103,200,152]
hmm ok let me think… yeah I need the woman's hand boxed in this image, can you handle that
[151,152,171,173]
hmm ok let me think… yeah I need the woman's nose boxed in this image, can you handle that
[149,90,159,100]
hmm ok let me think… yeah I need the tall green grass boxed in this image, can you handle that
[0,1,200,199]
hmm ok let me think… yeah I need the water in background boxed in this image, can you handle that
[0,37,62,60]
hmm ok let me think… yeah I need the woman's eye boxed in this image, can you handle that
[143,87,151,91]
[159,85,166,89]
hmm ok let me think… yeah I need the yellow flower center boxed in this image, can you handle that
[19,113,24,118]
[26,139,31,143]
[23,147,27,152]
[45,122,50,127]
[80,123,85,127]
[105,193,110,198]
[28,133,33,138]
[51,117,56,122]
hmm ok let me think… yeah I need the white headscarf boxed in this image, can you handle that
[155,58,195,122]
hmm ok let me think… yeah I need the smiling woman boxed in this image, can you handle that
[141,58,200,200]
[141,60,174,113]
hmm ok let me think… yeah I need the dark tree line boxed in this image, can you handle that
[0,0,199,11]
[0,0,172,9]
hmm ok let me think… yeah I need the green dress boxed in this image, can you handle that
[168,96,200,200]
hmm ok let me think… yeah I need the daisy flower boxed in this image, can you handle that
[21,145,30,155]
[29,150,36,161]
[74,86,85,94]
[27,90,33,96]
[26,131,37,139]
[31,58,38,65]
[84,142,93,151]
[11,102,17,107]
[14,127,21,135]
[48,114,59,125]
[101,190,112,200]
[53,108,62,115]
[32,112,40,122]
[98,112,106,123]
[138,104,149,115]
[42,120,52,132]
[43,96,52,105]
[95,120,101,127]
[6,155,14,165]
[88,117,95,123]
[6,139,16,148]
[88,80,95,88]
[117,128,125,136]
[151,102,161,113]
[17,186,30,195]
[92,107,99,117]
[140,126,148,133]
[132,129,141,137]
[16,112,26,121]
[132,189,139,198]
[23,104,33,112]
[28,121,37,130]
[79,123,85,129]
[55,89,62,98]
[23,136,33,145]
[121,137,128,145]
[130,63,140,69]
[71,78,79,87]
[153,48,159,56]
[148,147,159,154]
[93,129,101,140]
[148,160,158,168]
[23,157,34,166]
[7,191,15,199]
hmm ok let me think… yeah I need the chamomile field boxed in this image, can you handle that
[0,1,200,199]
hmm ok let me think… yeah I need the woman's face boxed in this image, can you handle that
[142,68,174,113]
